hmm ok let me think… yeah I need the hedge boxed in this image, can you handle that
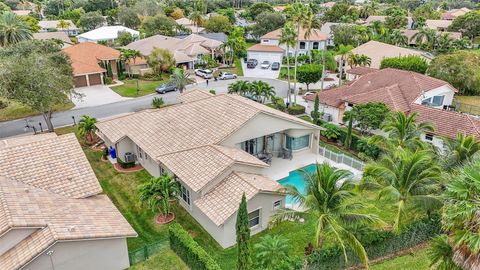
[169,223,222,270]
[307,216,442,269]
[287,104,306,115]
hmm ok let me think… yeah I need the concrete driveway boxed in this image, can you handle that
[72,85,131,108]
[241,59,281,79]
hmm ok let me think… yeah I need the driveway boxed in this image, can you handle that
[241,59,281,79]
[72,85,131,108]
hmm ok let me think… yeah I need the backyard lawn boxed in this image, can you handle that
[112,77,168,97]
[370,247,430,270]
[454,96,480,115]
[0,98,74,122]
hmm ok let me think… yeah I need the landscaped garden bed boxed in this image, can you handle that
[111,76,169,97]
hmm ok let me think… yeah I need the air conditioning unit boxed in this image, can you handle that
[322,113,332,122]
[124,152,134,163]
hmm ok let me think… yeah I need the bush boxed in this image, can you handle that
[321,123,341,141]
[117,158,135,169]
[102,147,108,159]
[287,104,305,115]
[0,100,8,109]
[380,55,429,74]
[271,96,286,112]
[209,90,216,95]
[169,224,222,270]
[151,97,164,108]
[104,76,113,85]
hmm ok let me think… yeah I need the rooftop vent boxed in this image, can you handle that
[67,226,76,232]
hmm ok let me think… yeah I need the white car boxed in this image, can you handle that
[260,61,270,69]
[218,72,237,80]
[194,69,213,79]
[303,91,315,100]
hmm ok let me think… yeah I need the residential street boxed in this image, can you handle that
[0,77,290,138]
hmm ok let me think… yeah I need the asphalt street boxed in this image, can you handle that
[0,77,289,138]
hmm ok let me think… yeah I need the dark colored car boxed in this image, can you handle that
[271,62,280,70]
[155,83,177,94]
[247,59,258,69]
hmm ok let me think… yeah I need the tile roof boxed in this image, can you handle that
[194,172,283,226]
[0,133,102,198]
[39,20,78,30]
[346,66,378,76]
[442,8,471,20]
[158,145,268,192]
[425,19,452,30]
[33,32,73,47]
[0,133,57,149]
[402,29,462,45]
[63,42,120,75]
[247,44,285,53]
[261,27,327,41]
[178,89,214,103]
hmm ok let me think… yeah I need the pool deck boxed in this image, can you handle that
[263,151,363,181]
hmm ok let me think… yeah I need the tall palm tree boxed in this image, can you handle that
[169,68,194,94]
[254,235,291,270]
[279,22,297,105]
[337,44,353,85]
[443,133,480,170]
[119,48,142,76]
[189,10,203,34]
[56,19,70,33]
[412,28,437,49]
[389,29,408,46]
[250,80,275,103]
[0,12,32,46]
[363,148,443,233]
[138,174,180,221]
[271,163,380,268]
[78,115,97,143]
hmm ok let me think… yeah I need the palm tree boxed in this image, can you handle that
[189,10,203,34]
[368,20,386,39]
[0,12,32,46]
[436,33,453,53]
[120,48,142,77]
[250,80,275,103]
[412,28,437,49]
[427,235,461,270]
[389,29,408,46]
[443,133,480,170]
[279,22,297,105]
[452,37,471,50]
[169,68,194,94]
[221,27,246,66]
[78,115,97,143]
[363,148,442,233]
[228,80,251,96]
[337,44,353,85]
[271,163,380,268]
[138,174,180,222]
[146,47,176,76]
[254,235,291,270]
[56,19,70,33]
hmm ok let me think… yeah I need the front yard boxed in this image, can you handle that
[111,76,168,97]
[454,95,480,115]
[0,98,74,122]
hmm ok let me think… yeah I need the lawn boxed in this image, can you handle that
[454,96,480,115]
[370,247,430,270]
[278,66,296,82]
[128,247,188,270]
[0,98,74,122]
[111,77,168,97]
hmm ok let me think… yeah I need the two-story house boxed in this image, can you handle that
[247,27,328,65]
[305,68,480,149]
[96,90,322,248]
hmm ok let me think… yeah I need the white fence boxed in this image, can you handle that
[319,147,365,171]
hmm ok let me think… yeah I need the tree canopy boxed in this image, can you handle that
[380,55,429,74]
[250,12,285,39]
[351,102,390,134]
[204,15,232,34]
[448,10,480,40]
[296,64,322,91]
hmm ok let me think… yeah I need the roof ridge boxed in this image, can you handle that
[232,171,260,192]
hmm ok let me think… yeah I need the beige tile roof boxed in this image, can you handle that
[96,92,318,160]
[402,29,462,45]
[0,133,102,198]
[178,89,214,103]
[194,172,283,226]
[0,133,58,149]
[247,44,285,53]
[158,145,267,192]
[39,20,78,30]
[261,27,327,41]
[425,19,452,30]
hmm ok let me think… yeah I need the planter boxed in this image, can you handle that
[156,213,175,224]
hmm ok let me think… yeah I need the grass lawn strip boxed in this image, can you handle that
[0,98,74,122]
[112,77,168,97]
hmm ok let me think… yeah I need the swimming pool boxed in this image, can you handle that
[278,163,317,205]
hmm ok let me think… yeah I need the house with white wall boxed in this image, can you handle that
[0,133,136,270]
[96,90,322,248]
[247,27,327,64]
[77,26,140,43]
[305,68,480,149]
[39,20,79,36]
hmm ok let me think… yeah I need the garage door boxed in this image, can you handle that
[247,52,283,64]
[88,73,102,86]
[74,75,88,88]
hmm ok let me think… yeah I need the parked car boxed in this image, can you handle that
[246,59,258,69]
[303,91,315,100]
[155,83,177,94]
[218,72,237,80]
[260,61,270,69]
[194,69,213,79]
[271,62,280,70]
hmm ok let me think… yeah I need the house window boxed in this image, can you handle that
[262,39,269,43]
[136,145,143,159]
[313,42,319,49]
[273,200,282,210]
[248,209,260,228]
[181,184,190,205]
[159,166,165,175]
[299,42,306,49]
[422,95,445,107]
[286,135,310,151]
[425,133,434,141]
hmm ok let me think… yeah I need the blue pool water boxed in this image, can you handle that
[278,164,317,205]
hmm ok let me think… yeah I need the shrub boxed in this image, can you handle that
[209,89,216,95]
[287,104,305,115]
[271,96,286,112]
[321,123,341,141]
[151,97,164,108]
[380,55,429,74]
[102,147,108,159]
[169,223,222,270]
[117,158,135,169]
[297,64,323,91]
[104,76,113,85]
[118,74,126,80]
[0,100,8,109]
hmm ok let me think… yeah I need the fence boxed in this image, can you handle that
[128,241,168,265]
[319,146,365,171]
[456,102,480,116]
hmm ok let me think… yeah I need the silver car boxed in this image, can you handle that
[194,69,213,79]
[218,72,237,80]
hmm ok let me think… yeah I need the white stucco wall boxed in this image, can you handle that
[23,238,130,270]
[0,228,38,255]
[306,101,341,123]
[413,85,455,108]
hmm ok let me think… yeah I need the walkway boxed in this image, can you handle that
[72,85,131,108]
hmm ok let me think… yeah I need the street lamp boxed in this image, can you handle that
[72,116,76,126]
[39,122,43,133]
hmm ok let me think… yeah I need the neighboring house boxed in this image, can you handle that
[345,66,377,81]
[425,19,452,31]
[346,41,431,69]
[96,91,321,248]
[320,1,336,8]
[305,68,480,148]
[402,29,462,46]
[176,32,227,43]
[12,10,31,16]
[124,33,223,71]
[320,22,354,47]
[38,20,79,36]
[77,26,139,43]
[442,7,471,20]
[363,15,414,29]
[247,27,327,63]
[33,32,73,48]
[176,17,206,34]
[0,133,136,270]
[63,42,120,87]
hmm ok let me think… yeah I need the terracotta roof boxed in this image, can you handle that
[442,8,471,20]
[346,66,378,76]
[364,15,386,23]
[247,44,285,53]
[425,19,452,30]
[178,89,214,103]
[261,27,327,41]
[63,42,120,75]
[194,172,283,226]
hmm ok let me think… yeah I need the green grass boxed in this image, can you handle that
[234,58,244,76]
[0,98,74,122]
[278,66,296,82]
[454,96,480,115]
[128,247,188,270]
[112,77,168,97]
[370,247,430,270]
